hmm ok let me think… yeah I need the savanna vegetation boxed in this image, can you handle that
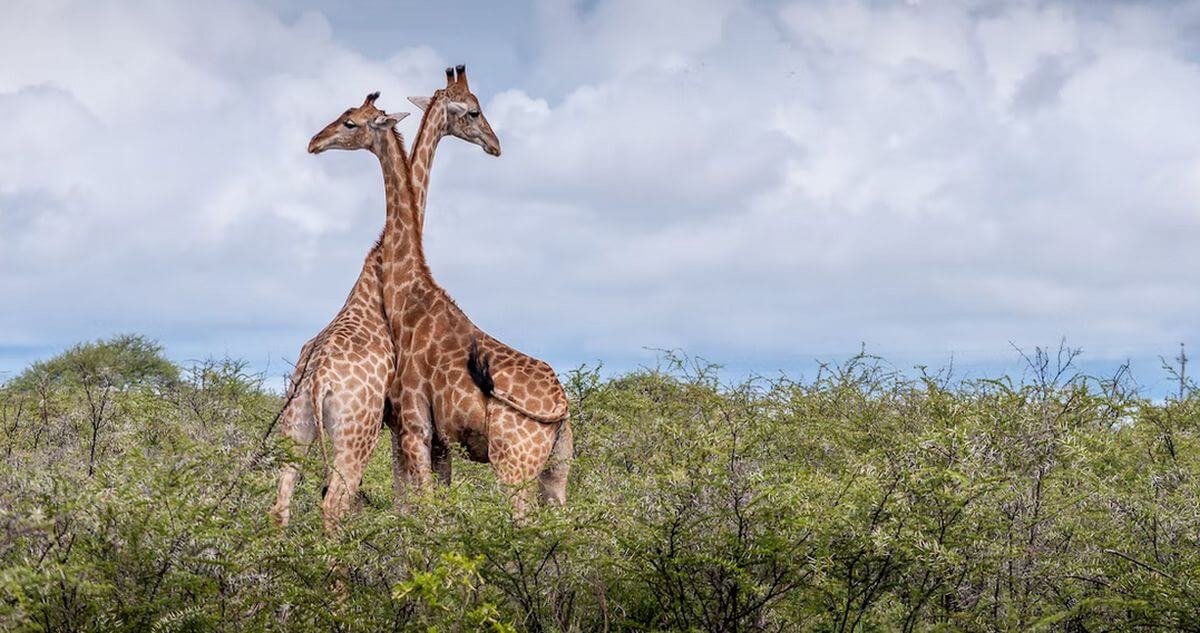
[1,334,1197,631]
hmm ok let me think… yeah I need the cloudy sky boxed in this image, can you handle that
[2,0,1199,392]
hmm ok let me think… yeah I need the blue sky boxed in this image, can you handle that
[2,0,1199,394]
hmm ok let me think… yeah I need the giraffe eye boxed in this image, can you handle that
[469,110,480,118]
[343,120,357,128]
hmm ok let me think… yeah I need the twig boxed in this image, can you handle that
[1103,549,1176,581]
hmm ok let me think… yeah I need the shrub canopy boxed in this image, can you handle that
[6,334,179,391]
[0,345,1197,631]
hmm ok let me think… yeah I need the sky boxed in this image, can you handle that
[1,0,1199,394]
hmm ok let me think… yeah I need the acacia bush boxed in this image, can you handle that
[0,339,1197,631]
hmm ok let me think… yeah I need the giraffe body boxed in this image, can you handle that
[390,68,572,509]
[268,97,411,531]
[270,242,393,529]
[389,282,572,508]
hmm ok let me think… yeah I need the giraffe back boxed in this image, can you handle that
[469,332,569,423]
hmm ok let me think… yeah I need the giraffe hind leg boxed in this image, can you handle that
[538,419,572,507]
[270,391,316,527]
[486,402,555,516]
[321,479,369,512]
[319,397,383,533]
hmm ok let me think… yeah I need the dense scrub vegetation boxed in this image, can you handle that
[1,336,1198,631]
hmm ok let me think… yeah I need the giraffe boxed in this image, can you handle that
[269,69,506,528]
[381,66,573,512]
[268,94,408,531]
[381,65,504,497]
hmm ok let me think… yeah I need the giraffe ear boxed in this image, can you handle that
[407,96,432,111]
[370,112,410,129]
[445,100,468,116]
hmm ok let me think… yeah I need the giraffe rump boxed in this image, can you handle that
[468,335,570,424]
[467,337,495,397]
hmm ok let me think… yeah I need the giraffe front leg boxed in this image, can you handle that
[384,396,409,513]
[399,388,434,491]
[431,432,452,485]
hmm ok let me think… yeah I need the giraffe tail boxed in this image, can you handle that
[468,337,567,424]
[309,375,334,493]
[467,337,495,397]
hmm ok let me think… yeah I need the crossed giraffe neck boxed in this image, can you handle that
[300,78,570,513]
[374,129,427,290]
[376,81,475,289]
[408,96,448,225]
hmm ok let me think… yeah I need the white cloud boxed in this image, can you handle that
[0,0,445,364]
[2,0,1200,389]
[428,0,1200,373]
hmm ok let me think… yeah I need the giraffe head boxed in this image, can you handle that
[308,92,410,154]
[408,64,501,157]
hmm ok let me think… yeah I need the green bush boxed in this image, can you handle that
[0,343,1197,631]
[8,334,179,392]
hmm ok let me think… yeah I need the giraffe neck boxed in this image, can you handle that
[333,247,384,314]
[409,92,450,227]
[372,130,429,302]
